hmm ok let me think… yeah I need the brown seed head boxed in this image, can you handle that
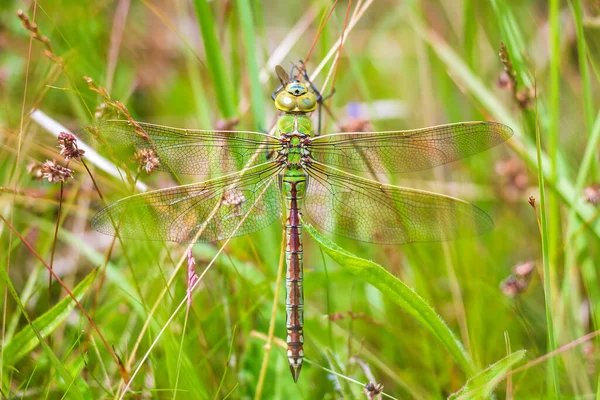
[528,196,536,208]
[513,261,535,277]
[131,148,160,174]
[40,159,74,183]
[500,275,529,297]
[363,382,384,399]
[58,132,85,161]
[498,42,517,93]
[17,9,61,65]
[584,184,600,206]
[516,87,536,109]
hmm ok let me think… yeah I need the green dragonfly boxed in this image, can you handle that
[79,65,513,382]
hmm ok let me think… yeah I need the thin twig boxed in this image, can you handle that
[48,181,65,304]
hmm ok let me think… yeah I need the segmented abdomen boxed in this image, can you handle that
[283,177,305,382]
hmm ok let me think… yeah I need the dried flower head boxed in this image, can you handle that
[496,71,514,91]
[364,382,384,399]
[131,148,160,174]
[513,261,535,277]
[499,42,517,91]
[584,184,600,206]
[516,87,536,109]
[41,159,73,183]
[501,261,535,297]
[58,132,85,161]
[500,275,528,297]
[498,42,534,109]
[27,162,44,181]
[187,249,199,309]
[528,196,536,208]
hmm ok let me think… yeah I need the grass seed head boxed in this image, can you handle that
[363,382,383,399]
[584,184,600,205]
[131,148,160,174]
[58,132,85,161]
[17,9,62,65]
[40,159,74,183]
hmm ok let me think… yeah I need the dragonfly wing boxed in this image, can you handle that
[76,120,281,175]
[304,163,493,244]
[91,163,282,243]
[309,121,513,173]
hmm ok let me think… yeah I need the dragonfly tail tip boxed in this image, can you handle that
[289,363,302,382]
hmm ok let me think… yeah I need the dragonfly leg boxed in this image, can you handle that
[271,85,284,101]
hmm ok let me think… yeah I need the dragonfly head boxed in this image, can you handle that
[286,81,308,96]
[274,80,318,113]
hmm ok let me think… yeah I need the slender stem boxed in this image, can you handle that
[320,247,334,353]
[535,94,561,397]
[255,229,286,400]
[48,181,64,305]
[81,159,106,204]
[2,3,37,384]
[172,296,191,400]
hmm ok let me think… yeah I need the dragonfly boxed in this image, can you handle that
[79,65,513,382]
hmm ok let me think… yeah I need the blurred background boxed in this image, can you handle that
[1,0,600,398]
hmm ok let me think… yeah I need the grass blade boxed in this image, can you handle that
[535,97,561,397]
[192,0,237,118]
[448,350,526,400]
[0,253,87,399]
[303,220,475,375]
[237,0,265,129]
[2,268,97,365]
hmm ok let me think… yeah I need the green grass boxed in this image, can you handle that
[1,0,600,398]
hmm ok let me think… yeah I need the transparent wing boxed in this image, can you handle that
[91,163,282,243]
[76,120,281,175]
[304,163,493,244]
[309,121,513,173]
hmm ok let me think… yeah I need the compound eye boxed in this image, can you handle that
[287,82,308,96]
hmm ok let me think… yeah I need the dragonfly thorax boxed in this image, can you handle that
[276,115,313,168]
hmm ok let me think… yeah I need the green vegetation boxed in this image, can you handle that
[1,0,599,398]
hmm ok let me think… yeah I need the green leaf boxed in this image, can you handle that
[448,350,526,399]
[303,221,475,375]
[192,0,237,119]
[3,268,98,365]
[237,0,266,129]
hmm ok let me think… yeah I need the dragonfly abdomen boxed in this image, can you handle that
[282,169,306,382]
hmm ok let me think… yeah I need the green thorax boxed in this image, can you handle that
[276,114,313,136]
[278,113,312,200]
